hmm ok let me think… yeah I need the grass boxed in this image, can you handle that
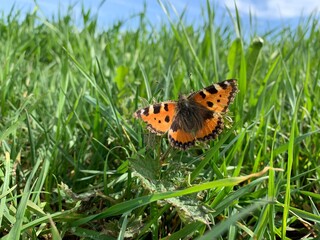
[0,1,320,239]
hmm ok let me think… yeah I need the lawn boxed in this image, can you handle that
[0,1,319,239]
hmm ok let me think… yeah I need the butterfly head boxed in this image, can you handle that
[177,94,189,108]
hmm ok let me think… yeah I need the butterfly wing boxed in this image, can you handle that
[189,79,238,113]
[168,114,224,149]
[134,101,176,134]
[195,114,224,141]
[168,120,196,150]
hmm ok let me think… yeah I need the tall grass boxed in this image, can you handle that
[0,1,319,239]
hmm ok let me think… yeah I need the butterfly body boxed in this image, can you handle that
[174,94,214,133]
[134,79,238,150]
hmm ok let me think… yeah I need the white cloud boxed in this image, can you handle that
[223,0,319,19]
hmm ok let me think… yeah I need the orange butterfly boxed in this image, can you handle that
[134,79,238,150]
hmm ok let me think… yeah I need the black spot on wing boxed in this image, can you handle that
[203,111,214,120]
[199,91,206,99]
[165,115,170,123]
[143,108,149,116]
[205,85,218,94]
[219,81,228,89]
[207,101,213,107]
[164,103,169,111]
[153,104,161,114]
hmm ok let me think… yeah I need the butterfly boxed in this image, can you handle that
[134,79,238,150]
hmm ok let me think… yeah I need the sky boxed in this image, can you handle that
[1,0,319,33]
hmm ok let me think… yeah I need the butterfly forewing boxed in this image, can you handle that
[134,101,176,134]
[189,79,238,113]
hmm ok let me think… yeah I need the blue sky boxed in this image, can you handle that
[1,0,319,33]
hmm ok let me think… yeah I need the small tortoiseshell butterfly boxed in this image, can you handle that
[134,79,238,150]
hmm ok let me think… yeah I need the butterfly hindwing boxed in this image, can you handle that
[134,101,176,134]
[168,114,224,150]
[168,126,196,150]
[168,129,196,150]
[189,79,238,113]
[195,114,224,141]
